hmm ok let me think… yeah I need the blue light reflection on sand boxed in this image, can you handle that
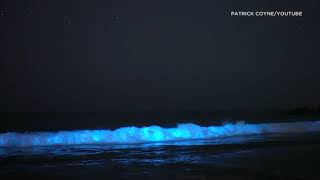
[0,121,319,147]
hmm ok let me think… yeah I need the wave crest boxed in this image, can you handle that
[0,121,319,147]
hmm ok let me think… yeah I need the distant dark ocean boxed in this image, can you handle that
[1,111,320,132]
[1,112,320,180]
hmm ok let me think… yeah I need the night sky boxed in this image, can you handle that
[1,0,320,113]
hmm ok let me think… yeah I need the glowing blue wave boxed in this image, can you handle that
[0,121,319,147]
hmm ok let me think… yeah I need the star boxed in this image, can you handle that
[112,16,120,21]
[64,17,72,25]
[0,10,5,17]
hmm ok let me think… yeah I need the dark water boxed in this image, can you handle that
[1,113,320,179]
[1,132,320,180]
[1,112,320,132]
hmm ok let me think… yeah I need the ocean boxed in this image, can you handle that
[0,112,320,180]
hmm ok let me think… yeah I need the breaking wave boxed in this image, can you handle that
[0,121,320,147]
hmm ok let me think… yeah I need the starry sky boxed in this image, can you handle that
[1,0,320,112]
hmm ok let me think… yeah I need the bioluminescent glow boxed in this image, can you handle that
[0,121,319,147]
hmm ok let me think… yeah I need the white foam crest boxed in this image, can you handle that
[0,121,319,147]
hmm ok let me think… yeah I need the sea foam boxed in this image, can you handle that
[0,121,319,147]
